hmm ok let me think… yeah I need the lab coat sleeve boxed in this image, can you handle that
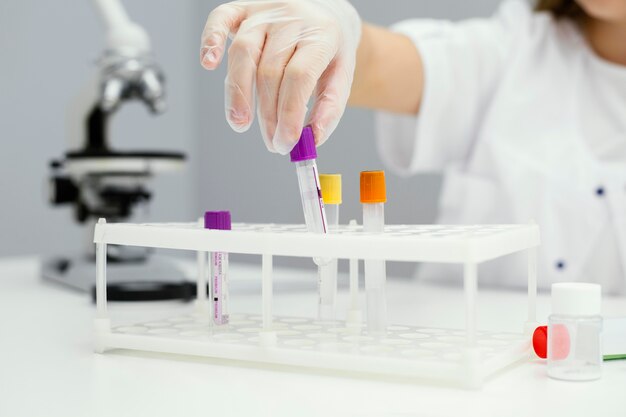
[375,0,532,174]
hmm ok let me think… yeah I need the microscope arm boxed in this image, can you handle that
[93,0,150,53]
[68,0,165,154]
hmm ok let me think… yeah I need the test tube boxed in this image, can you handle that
[204,210,231,325]
[360,171,388,335]
[318,174,342,320]
[290,126,329,266]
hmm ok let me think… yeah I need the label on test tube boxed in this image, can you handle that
[205,211,231,325]
[212,251,229,325]
[310,163,327,233]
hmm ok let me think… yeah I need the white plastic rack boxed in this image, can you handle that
[93,220,540,388]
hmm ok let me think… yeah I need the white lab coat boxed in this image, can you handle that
[376,0,626,292]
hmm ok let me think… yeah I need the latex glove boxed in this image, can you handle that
[200,0,361,154]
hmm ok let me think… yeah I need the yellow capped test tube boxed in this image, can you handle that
[318,174,341,320]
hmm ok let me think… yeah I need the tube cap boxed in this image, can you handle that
[204,211,232,230]
[319,174,342,205]
[532,326,548,359]
[551,283,601,316]
[360,171,386,203]
[290,126,317,162]
[532,325,571,360]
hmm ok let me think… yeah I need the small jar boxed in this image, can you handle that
[547,283,603,381]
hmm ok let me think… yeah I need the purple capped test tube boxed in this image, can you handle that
[290,127,329,266]
[205,211,231,325]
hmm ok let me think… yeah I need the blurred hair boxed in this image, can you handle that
[535,0,585,19]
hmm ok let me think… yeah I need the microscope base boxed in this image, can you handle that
[42,254,194,300]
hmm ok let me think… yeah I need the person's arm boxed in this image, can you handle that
[349,23,424,115]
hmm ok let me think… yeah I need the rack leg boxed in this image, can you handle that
[195,218,211,316]
[94,218,110,354]
[262,254,273,330]
[195,250,210,314]
[464,262,477,347]
[346,220,362,327]
[95,241,108,319]
[260,254,276,346]
[349,259,359,308]
[525,247,538,334]
[346,258,362,327]
[462,262,481,387]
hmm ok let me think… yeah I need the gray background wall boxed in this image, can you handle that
[0,0,201,258]
[0,0,504,264]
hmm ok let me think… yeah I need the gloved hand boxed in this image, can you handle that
[200,0,361,154]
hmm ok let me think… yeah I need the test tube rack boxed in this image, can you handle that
[93,220,540,388]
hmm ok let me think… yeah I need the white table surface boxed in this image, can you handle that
[1,257,625,417]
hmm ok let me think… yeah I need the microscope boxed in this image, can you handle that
[44,0,193,300]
